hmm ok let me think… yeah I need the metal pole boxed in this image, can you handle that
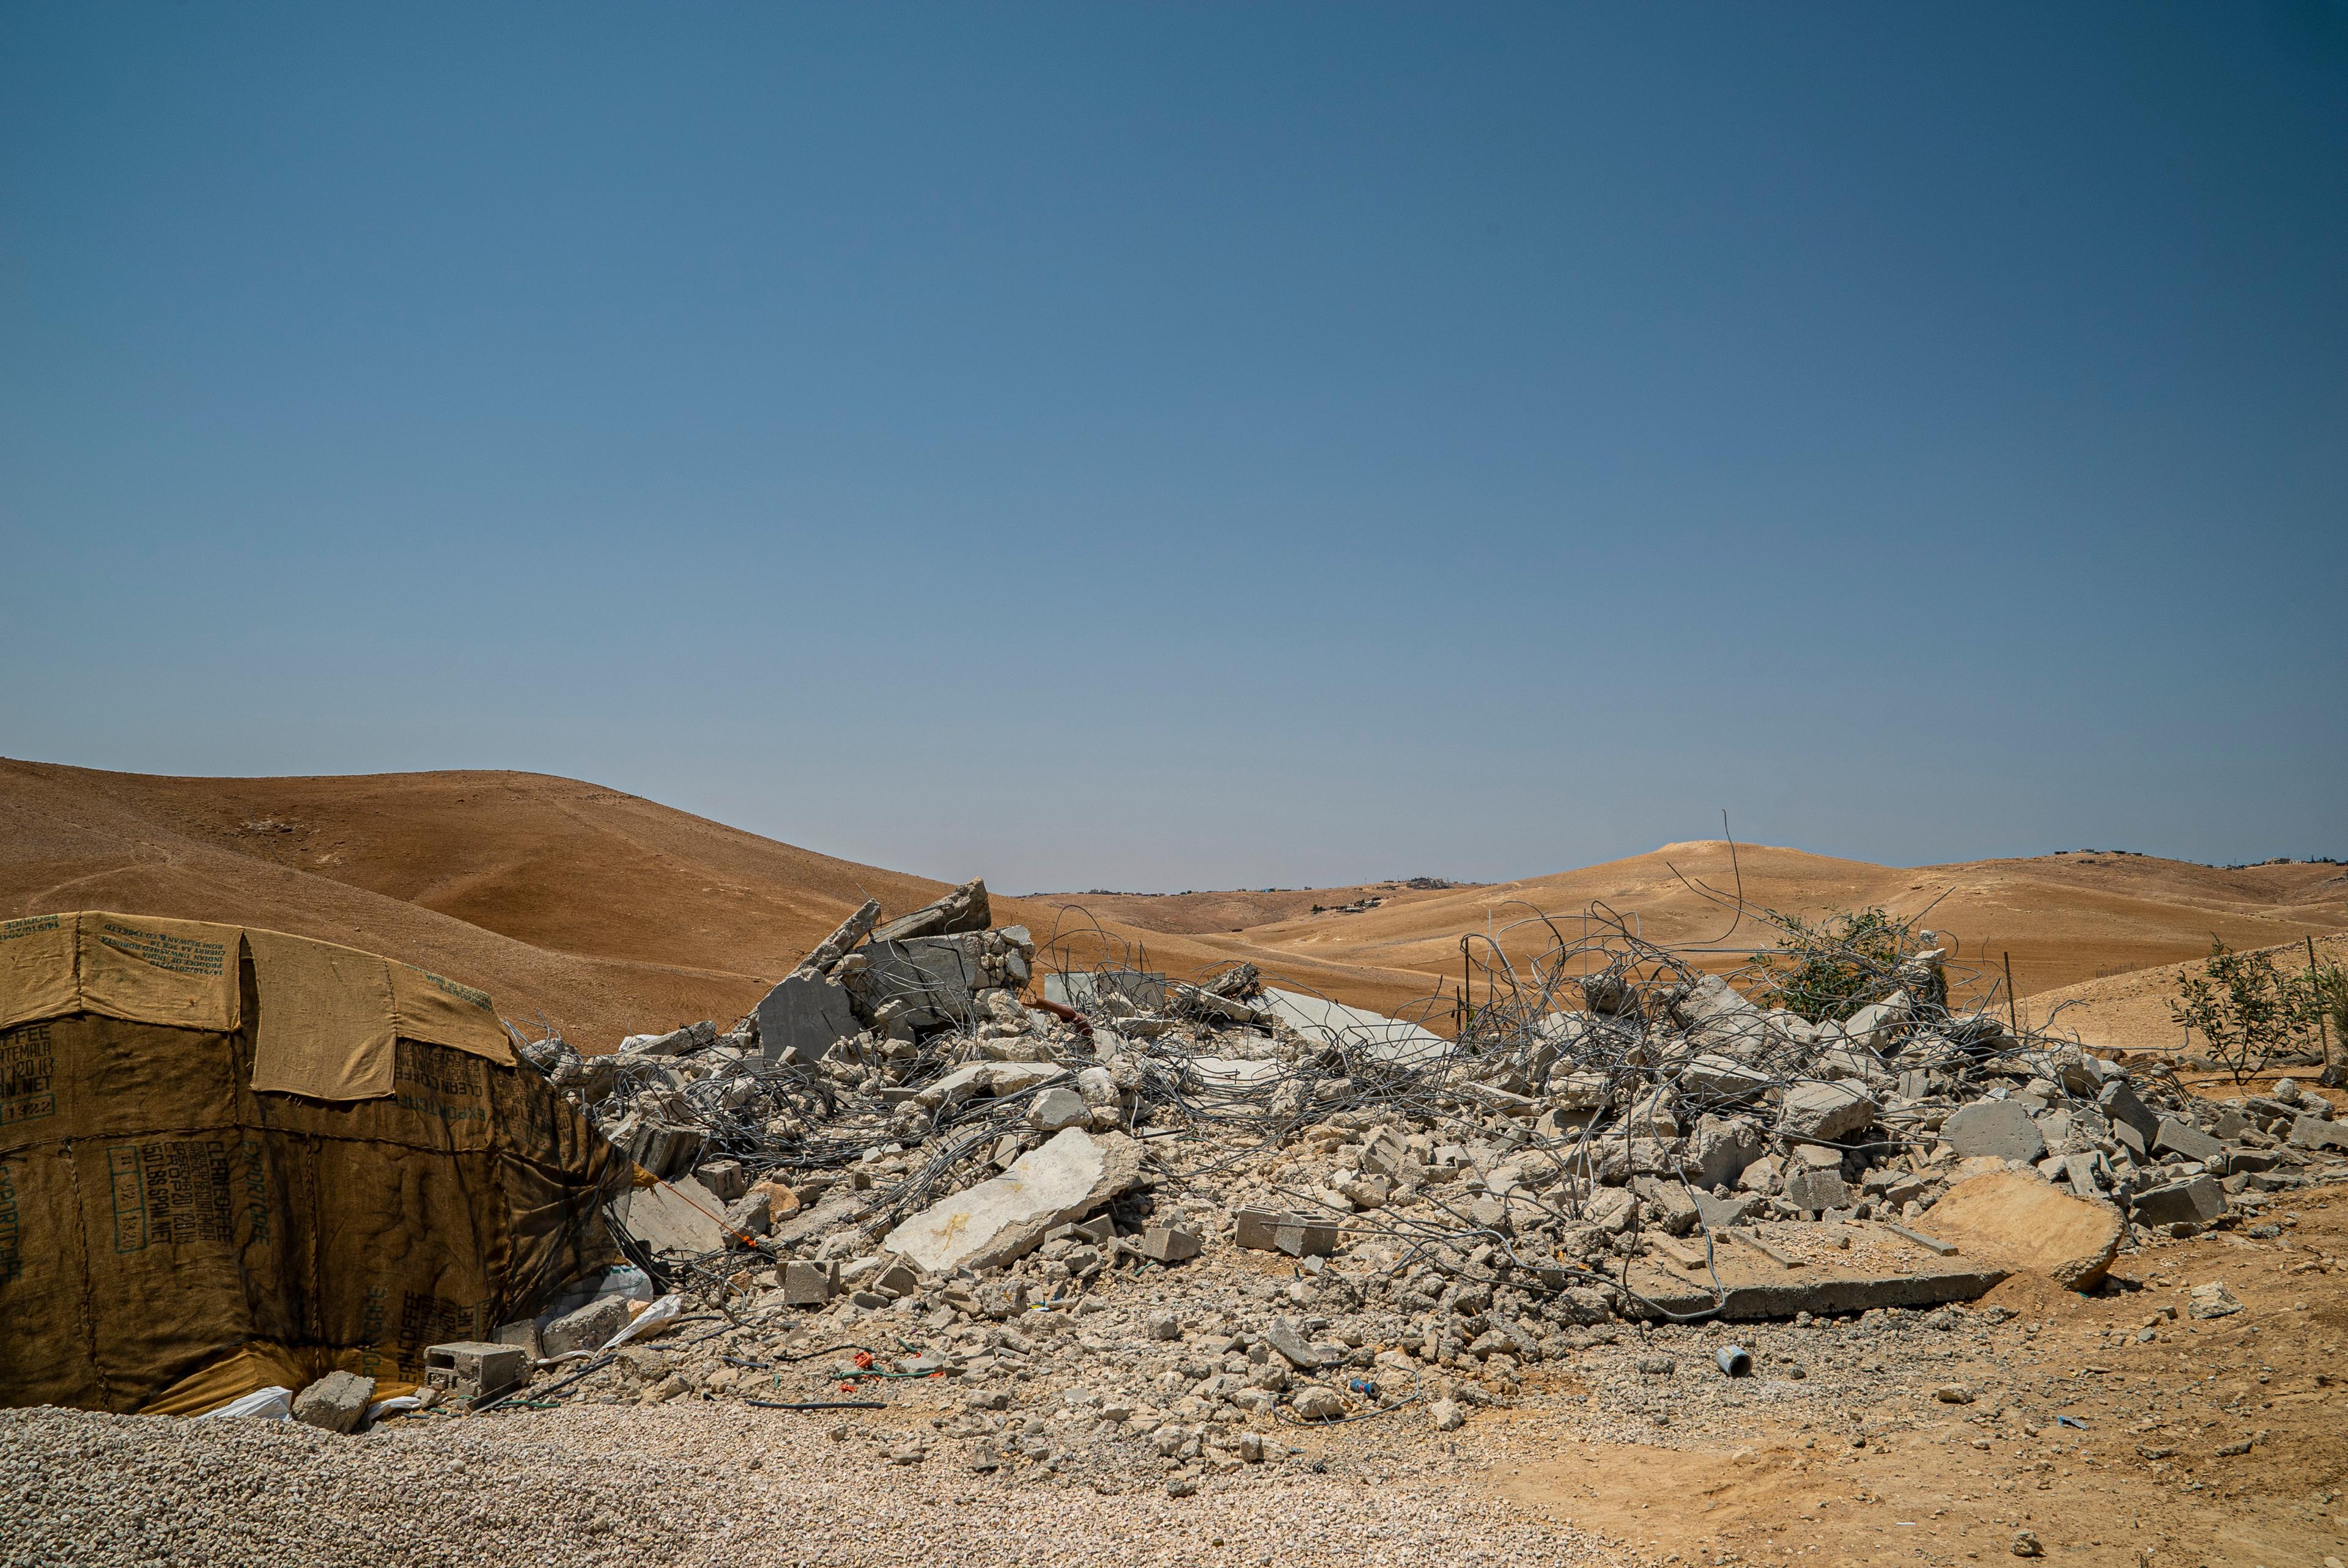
[2002,951,2019,1035]
[2311,935,2335,1078]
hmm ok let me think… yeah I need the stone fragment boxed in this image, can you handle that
[1146,1311,1182,1341]
[2288,1114,2348,1152]
[1916,1170,2123,1290]
[756,971,857,1067]
[1140,1223,1202,1264]
[1782,1166,1852,1213]
[1026,1086,1091,1132]
[2152,1117,2223,1163]
[1940,1100,2048,1163]
[1290,1385,1344,1420]
[1429,1397,1465,1432]
[291,1371,376,1434]
[1779,1080,1876,1141]
[1935,1383,1974,1404]
[2187,1281,2242,1319]
[780,1260,836,1306]
[543,1294,632,1358]
[881,1129,1144,1273]
[1263,1319,1324,1371]
[2131,1175,2228,1228]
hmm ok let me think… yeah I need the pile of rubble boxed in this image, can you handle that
[484,880,2347,1455]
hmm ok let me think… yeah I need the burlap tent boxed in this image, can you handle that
[0,911,626,1415]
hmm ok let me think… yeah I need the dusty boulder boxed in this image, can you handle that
[1914,1169,2122,1290]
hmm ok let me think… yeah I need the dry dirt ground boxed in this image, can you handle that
[7,1182,2344,1568]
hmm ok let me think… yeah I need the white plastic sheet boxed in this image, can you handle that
[194,1385,293,1421]
[597,1292,683,1351]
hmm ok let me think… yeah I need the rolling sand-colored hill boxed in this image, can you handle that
[6,759,2339,1049]
[1044,840,2347,1012]
[0,759,1433,1046]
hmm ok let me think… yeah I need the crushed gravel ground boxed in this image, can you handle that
[0,1402,1618,1568]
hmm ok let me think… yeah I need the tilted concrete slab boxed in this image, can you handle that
[882,1128,1144,1273]
[1261,988,1448,1067]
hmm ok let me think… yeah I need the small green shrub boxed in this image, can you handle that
[1750,907,1916,1023]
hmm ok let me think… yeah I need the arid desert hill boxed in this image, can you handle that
[1043,839,2347,1009]
[5,758,2340,1051]
[0,759,1436,1045]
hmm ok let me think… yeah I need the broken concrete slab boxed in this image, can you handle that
[1261,988,1448,1067]
[291,1371,375,1434]
[844,935,988,1028]
[2289,1114,2348,1152]
[1678,1053,1776,1104]
[870,878,991,944]
[1912,1169,2123,1290]
[612,1175,728,1256]
[882,1128,1143,1273]
[2097,1080,2163,1146]
[756,970,857,1067]
[1625,1251,2006,1321]
[800,898,882,975]
[1184,1056,1282,1089]
[1940,1100,2048,1163]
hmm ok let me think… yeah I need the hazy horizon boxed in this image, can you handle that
[5,4,2342,892]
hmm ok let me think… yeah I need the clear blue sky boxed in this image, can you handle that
[4,4,2343,892]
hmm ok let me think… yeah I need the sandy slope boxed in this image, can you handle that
[6,759,2339,1048]
[0,759,1430,1046]
[1047,839,2347,1006]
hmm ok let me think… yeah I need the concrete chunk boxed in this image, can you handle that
[1779,1080,1875,1141]
[780,1260,837,1306]
[2131,1175,2228,1228]
[1940,1100,2047,1163]
[1139,1223,1202,1263]
[756,970,857,1067]
[612,1175,728,1256]
[290,1371,376,1434]
[2153,1117,2223,1163]
[2287,1114,2348,1152]
[542,1294,632,1358]
[881,1129,1143,1273]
